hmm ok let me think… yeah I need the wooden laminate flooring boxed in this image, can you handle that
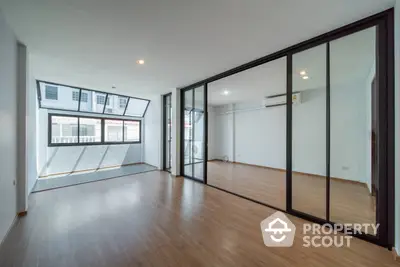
[207,161,376,230]
[0,171,395,267]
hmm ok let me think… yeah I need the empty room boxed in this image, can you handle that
[0,0,399,266]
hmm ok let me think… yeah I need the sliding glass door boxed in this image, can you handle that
[182,86,206,182]
[291,44,327,220]
[179,10,393,247]
[163,93,172,172]
[288,23,391,245]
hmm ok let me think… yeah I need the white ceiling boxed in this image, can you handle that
[0,0,393,98]
[208,27,376,106]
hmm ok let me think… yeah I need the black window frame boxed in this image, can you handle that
[48,113,142,147]
[37,80,151,118]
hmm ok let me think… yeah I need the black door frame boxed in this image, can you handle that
[179,8,394,248]
[162,93,172,172]
[180,86,207,183]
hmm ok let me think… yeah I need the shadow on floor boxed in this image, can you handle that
[33,163,157,192]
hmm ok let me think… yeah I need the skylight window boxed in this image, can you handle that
[37,81,150,117]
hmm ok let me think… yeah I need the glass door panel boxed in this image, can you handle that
[193,87,205,180]
[183,86,205,181]
[183,90,194,177]
[329,26,377,235]
[163,94,172,171]
[292,44,327,219]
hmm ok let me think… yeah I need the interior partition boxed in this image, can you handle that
[207,57,287,210]
[179,9,394,247]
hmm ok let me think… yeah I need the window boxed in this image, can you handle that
[81,92,88,103]
[45,85,58,100]
[119,98,128,109]
[80,90,106,113]
[125,98,150,117]
[72,91,80,101]
[104,95,129,115]
[37,81,150,117]
[124,121,140,142]
[79,118,101,143]
[50,116,78,144]
[105,120,123,142]
[97,95,106,105]
[40,82,79,110]
[49,114,141,146]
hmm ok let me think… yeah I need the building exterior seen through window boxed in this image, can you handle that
[38,81,150,117]
[50,114,140,146]
[45,85,58,100]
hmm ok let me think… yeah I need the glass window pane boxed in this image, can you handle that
[125,98,149,117]
[51,116,78,144]
[39,82,79,111]
[124,121,140,142]
[105,120,123,142]
[104,94,129,115]
[292,44,326,219]
[79,118,102,143]
[79,90,106,113]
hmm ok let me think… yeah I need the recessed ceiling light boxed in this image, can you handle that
[137,59,145,65]
[302,76,309,80]
[221,89,230,96]
[300,70,307,76]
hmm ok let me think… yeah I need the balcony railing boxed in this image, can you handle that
[52,136,98,143]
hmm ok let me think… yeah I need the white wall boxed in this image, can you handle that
[171,89,181,175]
[395,0,400,255]
[0,9,18,244]
[210,81,369,183]
[37,109,144,176]
[330,82,368,182]
[27,61,38,195]
[143,95,162,169]
[212,104,235,161]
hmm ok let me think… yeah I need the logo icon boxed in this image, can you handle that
[261,211,296,247]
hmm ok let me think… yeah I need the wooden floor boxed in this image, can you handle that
[208,161,376,232]
[0,171,395,267]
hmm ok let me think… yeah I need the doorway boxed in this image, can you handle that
[181,86,206,182]
[163,93,172,172]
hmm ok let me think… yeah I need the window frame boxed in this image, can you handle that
[37,80,151,118]
[48,113,142,147]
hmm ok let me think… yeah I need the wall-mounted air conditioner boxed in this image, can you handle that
[263,92,301,108]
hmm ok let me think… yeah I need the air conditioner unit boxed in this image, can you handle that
[263,93,301,107]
